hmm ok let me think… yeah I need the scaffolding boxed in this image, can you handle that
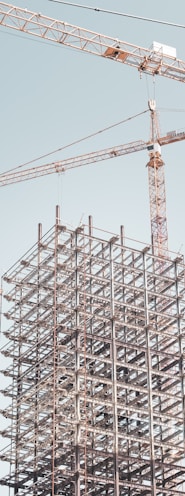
[0,207,185,495]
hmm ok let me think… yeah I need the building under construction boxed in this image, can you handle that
[0,207,185,495]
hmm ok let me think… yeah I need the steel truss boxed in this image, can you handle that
[0,3,185,82]
[0,209,185,495]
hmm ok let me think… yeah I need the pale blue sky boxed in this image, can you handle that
[1,0,185,490]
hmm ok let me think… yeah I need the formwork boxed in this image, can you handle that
[0,208,185,495]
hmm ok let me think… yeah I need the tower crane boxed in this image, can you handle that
[0,102,185,258]
[0,2,185,82]
[0,3,185,257]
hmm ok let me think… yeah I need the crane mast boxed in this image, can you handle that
[0,2,185,82]
[0,119,185,258]
[0,3,184,256]
[1,7,185,496]
[147,100,168,257]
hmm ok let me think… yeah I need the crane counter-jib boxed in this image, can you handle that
[0,2,185,81]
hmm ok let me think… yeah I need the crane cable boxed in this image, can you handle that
[0,110,149,176]
[48,0,185,29]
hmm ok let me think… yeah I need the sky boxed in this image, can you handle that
[0,0,185,491]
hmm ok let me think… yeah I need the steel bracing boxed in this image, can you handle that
[0,209,185,495]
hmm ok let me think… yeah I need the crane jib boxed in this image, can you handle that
[0,2,185,81]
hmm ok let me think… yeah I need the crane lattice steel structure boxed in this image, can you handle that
[0,5,185,496]
[0,102,185,256]
[1,118,185,187]
[0,3,185,255]
[0,2,185,82]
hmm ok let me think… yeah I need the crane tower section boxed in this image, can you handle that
[147,146,168,258]
[147,100,168,258]
[0,209,185,496]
